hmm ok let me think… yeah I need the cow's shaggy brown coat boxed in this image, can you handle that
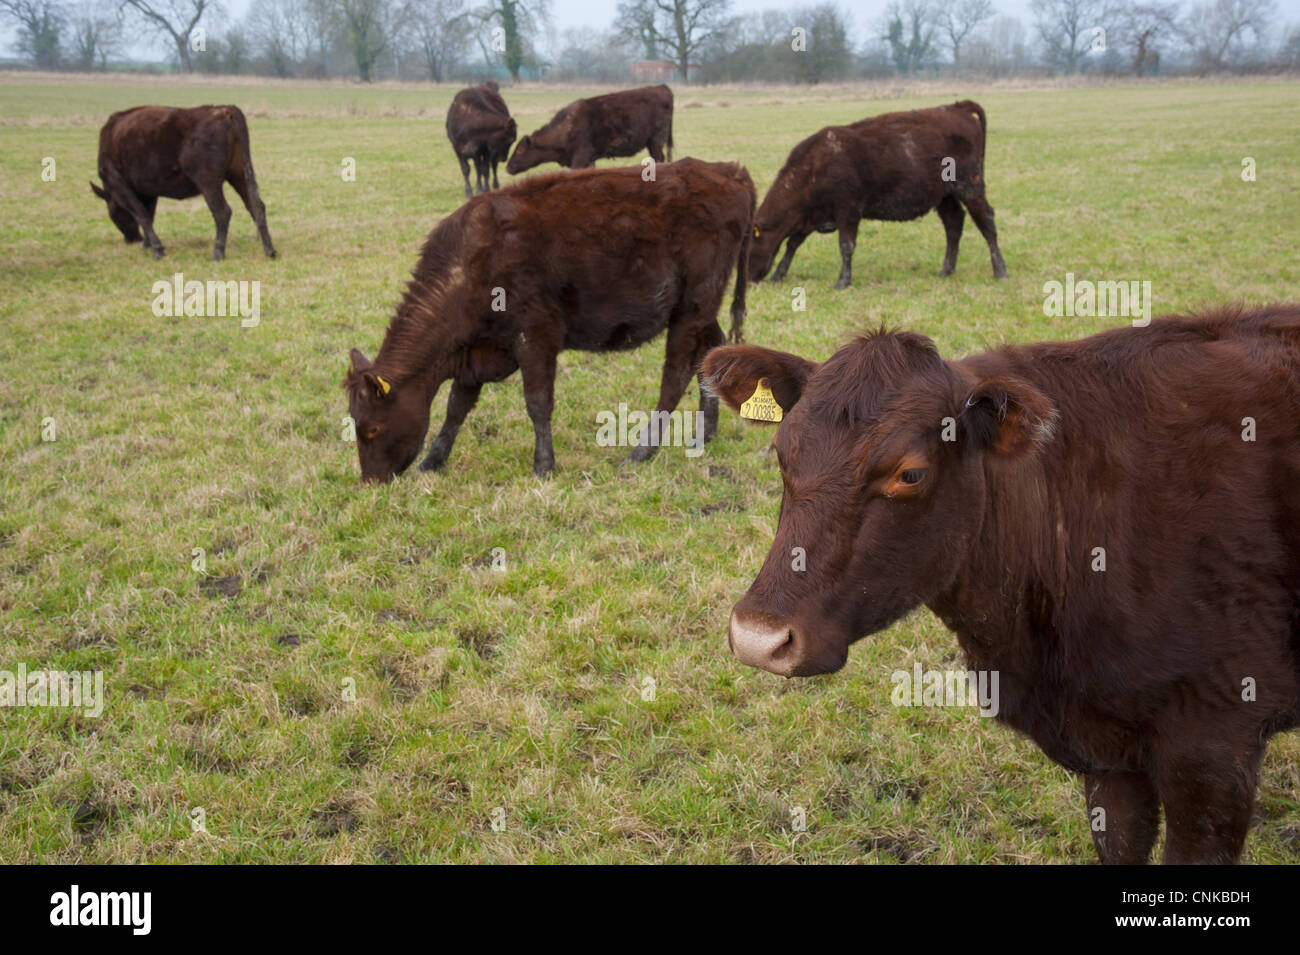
[346,158,753,482]
[91,105,276,260]
[704,305,1300,863]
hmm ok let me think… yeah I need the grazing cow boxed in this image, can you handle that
[506,85,673,175]
[446,81,517,198]
[749,101,1006,289]
[703,305,1300,864]
[345,158,753,482]
[90,105,276,260]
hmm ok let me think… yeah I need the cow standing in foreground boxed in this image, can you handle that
[506,85,673,174]
[91,105,276,260]
[749,101,1006,289]
[703,306,1300,864]
[346,158,753,482]
[446,82,517,198]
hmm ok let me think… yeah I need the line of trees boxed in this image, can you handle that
[2,0,1297,81]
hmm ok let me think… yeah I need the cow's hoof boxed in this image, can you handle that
[419,447,449,472]
[266,248,278,259]
[994,269,1008,280]
[212,251,225,262]
[626,444,657,464]
[532,465,554,479]
[833,278,851,290]
[151,247,165,260]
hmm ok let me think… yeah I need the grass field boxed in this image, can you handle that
[1,72,1298,863]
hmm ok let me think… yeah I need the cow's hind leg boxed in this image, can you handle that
[696,321,726,445]
[517,335,560,478]
[1155,734,1261,864]
[770,232,807,284]
[937,195,965,276]
[227,171,276,258]
[200,183,233,261]
[457,154,473,199]
[833,216,860,290]
[420,380,483,472]
[629,310,722,464]
[473,151,489,194]
[960,193,1008,279]
[1085,770,1160,864]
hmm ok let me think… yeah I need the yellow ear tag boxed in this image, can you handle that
[752,225,761,238]
[740,378,782,422]
[374,375,391,396]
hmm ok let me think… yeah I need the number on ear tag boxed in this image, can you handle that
[740,378,783,422]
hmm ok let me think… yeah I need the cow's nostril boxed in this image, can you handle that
[729,610,800,676]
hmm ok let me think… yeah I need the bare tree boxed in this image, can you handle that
[1113,1,1181,74]
[70,0,121,67]
[0,0,66,68]
[614,0,732,83]
[332,0,397,81]
[121,0,213,71]
[1031,0,1109,73]
[404,0,469,81]
[244,0,307,77]
[882,0,936,75]
[473,0,547,81]
[1184,0,1274,70]
[939,0,994,67]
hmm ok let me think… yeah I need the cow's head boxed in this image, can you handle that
[490,118,518,162]
[746,217,784,282]
[702,332,1056,677]
[506,134,559,175]
[90,180,141,243]
[345,349,431,484]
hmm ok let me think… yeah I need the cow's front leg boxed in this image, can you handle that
[490,160,500,191]
[1085,770,1160,865]
[201,184,232,261]
[936,195,965,276]
[770,232,806,283]
[517,340,559,478]
[1155,734,1261,864]
[420,380,482,472]
[834,218,859,290]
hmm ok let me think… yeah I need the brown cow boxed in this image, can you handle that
[749,101,1006,289]
[506,85,673,175]
[703,305,1300,864]
[345,158,753,483]
[90,105,276,261]
[446,81,517,199]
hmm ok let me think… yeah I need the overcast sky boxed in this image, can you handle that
[2,0,1055,65]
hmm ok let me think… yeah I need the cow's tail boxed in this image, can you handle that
[728,167,757,344]
[955,99,987,166]
[227,106,266,208]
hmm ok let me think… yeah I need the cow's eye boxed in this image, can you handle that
[363,426,380,441]
[899,468,927,485]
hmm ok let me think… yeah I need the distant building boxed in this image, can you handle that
[631,60,696,83]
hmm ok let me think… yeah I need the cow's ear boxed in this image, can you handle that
[702,345,818,423]
[90,180,108,200]
[349,348,373,374]
[961,374,1057,456]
